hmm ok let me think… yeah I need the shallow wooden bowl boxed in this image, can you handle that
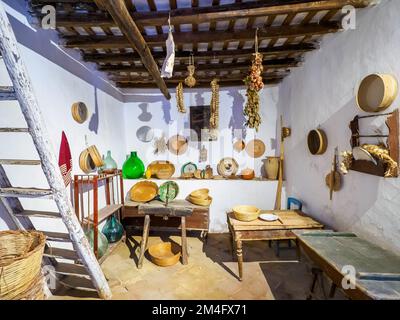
[189,188,209,200]
[188,195,212,207]
[148,242,181,267]
[130,181,158,202]
[233,205,260,222]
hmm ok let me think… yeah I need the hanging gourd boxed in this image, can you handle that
[244,29,264,132]
[184,53,196,88]
[210,78,219,130]
[176,82,186,113]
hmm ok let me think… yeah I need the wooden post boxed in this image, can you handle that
[93,0,170,100]
[105,177,111,206]
[0,3,111,299]
[73,175,80,220]
[93,176,99,258]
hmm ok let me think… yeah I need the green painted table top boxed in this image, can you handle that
[294,230,400,300]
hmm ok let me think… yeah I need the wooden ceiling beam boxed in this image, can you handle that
[83,43,315,63]
[98,58,299,73]
[63,22,339,49]
[53,0,374,28]
[116,79,283,89]
[92,0,170,99]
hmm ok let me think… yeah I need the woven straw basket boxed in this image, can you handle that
[0,231,46,300]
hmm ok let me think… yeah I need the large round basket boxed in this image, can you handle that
[0,231,46,300]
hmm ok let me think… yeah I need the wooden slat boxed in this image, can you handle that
[40,231,71,242]
[0,159,41,165]
[0,86,16,100]
[54,262,90,278]
[0,187,53,199]
[44,247,78,260]
[0,127,29,133]
[15,209,60,218]
[62,22,340,49]
[58,274,97,292]
[84,203,123,224]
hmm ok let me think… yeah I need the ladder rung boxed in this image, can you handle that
[0,187,53,199]
[0,86,16,101]
[44,247,78,260]
[0,159,41,165]
[54,263,90,278]
[40,231,71,242]
[15,209,60,218]
[59,275,97,292]
[0,128,29,133]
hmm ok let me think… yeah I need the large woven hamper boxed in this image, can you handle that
[0,230,46,300]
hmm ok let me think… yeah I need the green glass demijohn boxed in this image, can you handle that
[103,150,118,173]
[102,215,124,243]
[84,224,109,259]
[122,151,145,179]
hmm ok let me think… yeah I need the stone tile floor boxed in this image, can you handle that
[53,232,346,300]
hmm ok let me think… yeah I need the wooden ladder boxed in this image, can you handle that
[0,3,111,299]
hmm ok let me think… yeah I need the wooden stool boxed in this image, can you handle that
[136,201,192,268]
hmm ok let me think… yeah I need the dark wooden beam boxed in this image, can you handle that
[116,79,283,89]
[82,43,317,63]
[53,1,374,28]
[92,0,170,99]
[63,22,339,49]
[98,59,300,73]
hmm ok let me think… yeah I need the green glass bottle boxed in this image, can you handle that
[84,224,109,259]
[122,151,145,179]
[102,215,124,243]
[103,150,118,173]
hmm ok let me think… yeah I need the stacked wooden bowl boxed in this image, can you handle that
[187,188,212,206]
[232,205,260,222]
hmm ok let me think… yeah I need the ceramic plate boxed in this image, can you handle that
[259,213,279,222]
[181,162,197,174]
[353,146,377,165]
[217,157,239,177]
[246,139,266,158]
[136,126,154,142]
[158,181,179,203]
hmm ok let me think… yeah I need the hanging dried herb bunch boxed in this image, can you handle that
[184,54,196,88]
[210,78,219,129]
[176,82,186,113]
[244,52,264,131]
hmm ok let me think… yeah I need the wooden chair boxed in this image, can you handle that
[270,197,303,257]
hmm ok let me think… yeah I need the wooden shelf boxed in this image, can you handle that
[84,204,123,224]
[135,177,279,182]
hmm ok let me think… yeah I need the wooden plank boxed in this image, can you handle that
[0,86,16,100]
[84,203,123,224]
[40,230,71,242]
[44,247,79,260]
[82,43,317,63]
[62,22,340,49]
[0,159,41,165]
[15,209,60,218]
[0,3,111,299]
[0,127,29,132]
[54,1,375,28]
[0,187,53,199]
[54,262,90,278]
[93,0,170,99]
[58,274,97,292]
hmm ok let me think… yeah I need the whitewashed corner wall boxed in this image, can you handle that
[279,0,400,254]
[0,1,127,231]
[123,86,285,232]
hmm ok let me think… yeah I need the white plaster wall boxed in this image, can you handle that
[0,2,127,231]
[279,0,400,254]
[123,86,285,232]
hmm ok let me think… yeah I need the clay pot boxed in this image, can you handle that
[264,156,280,180]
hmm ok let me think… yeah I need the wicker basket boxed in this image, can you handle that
[0,230,46,300]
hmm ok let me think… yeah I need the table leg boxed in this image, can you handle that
[296,239,301,261]
[236,239,243,281]
[138,214,150,269]
[230,231,236,261]
[181,216,188,265]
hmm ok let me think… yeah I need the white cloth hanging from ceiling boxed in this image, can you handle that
[161,28,175,78]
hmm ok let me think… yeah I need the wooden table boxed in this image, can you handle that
[227,210,323,281]
[126,199,195,268]
[294,230,400,300]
